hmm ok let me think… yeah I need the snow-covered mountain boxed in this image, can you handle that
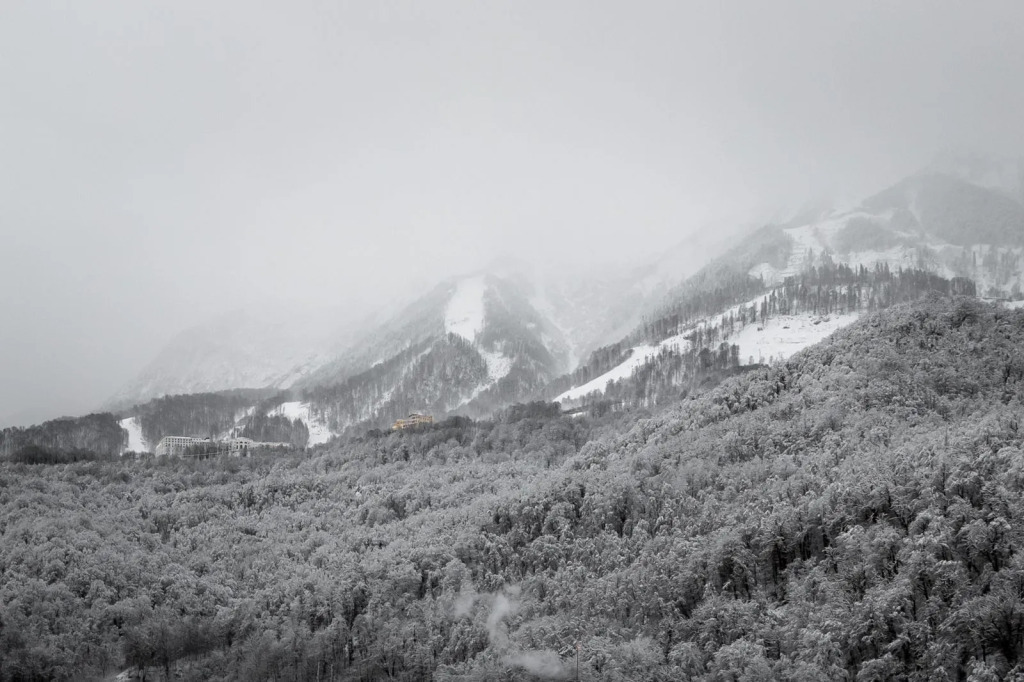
[295,272,574,433]
[549,162,1021,407]
[108,155,1024,446]
[526,228,739,366]
[748,171,1024,296]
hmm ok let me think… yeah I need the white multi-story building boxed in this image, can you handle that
[154,436,210,457]
[224,437,255,454]
[153,435,290,457]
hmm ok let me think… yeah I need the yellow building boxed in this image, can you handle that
[392,413,434,430]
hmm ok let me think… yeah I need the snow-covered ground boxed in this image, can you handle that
[446,276,487,342]
[556,344,660,402]
[267,401,334,446]
[119,416,148,453]
[749,210,937,286]
[479,346,512,383]
[556,290,861,403]
[960,244,1024,297]
[555,323,696,402]
[707,295,860,367]
[729,312,859,365]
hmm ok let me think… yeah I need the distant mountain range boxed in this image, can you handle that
[6,154,1023,454]
[546,155,1023,411]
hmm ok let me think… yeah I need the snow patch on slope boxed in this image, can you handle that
[959,244,1024,297]
[119,417,148,453]
[730,313,860,365]
[556,291,861,403]
[557,345,660,402]
[480,347,512,382]
[556,330,692,402]
[446,276,487,341]
[267,401,334,446]
[749,210,958,286]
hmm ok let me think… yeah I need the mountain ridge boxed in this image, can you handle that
[38,156,1024,449]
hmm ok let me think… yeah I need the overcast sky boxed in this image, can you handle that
[2,1,1023,426]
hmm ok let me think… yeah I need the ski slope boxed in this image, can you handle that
[556,329,691,402]
[555,289,862,403]
[729,312,859,365]
[268,401,335,446]
[119,417,148,453]
[556,345,660,402]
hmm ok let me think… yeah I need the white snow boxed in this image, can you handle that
[445,276,487,341]
[556,345,660,402]
[729,312,859,366]
[453,345,514,409]
[750,210,910,285]
[555,325,696,402]
[479,347,512,383]
[119,417,148,453]
[555,289,860,402]
[267,401,334,446]
[958,244,1024,297]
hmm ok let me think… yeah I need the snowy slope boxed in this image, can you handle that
[730,313,859,366]
[747,169,1024,299]
[445,276,487,341]
[523,229,738,372]
[555,292,860,403]
[554,165,1024,406]
[119,416,148,453]
[479,347,512,383]
[752,211,921,286]
[556,330,693,402]
[267,401,334,447]
[292,271,574,429]
[556,345,660,402]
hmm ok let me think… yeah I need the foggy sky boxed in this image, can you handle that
[2,1,1023,427]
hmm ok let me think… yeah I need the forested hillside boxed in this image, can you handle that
[4,297,1024,680]
[293,274,571,434]
[131,390,276,446]
[863,173,1024,246]
[551,262,975,412]
[0,413,125,461]
[301,334,489,434]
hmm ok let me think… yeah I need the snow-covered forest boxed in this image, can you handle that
[6,2,1024,680]
[4,297,1024,680]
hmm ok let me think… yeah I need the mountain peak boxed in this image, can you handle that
[924,150,1024,203]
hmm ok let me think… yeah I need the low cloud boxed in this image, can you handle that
[454,584,570,679]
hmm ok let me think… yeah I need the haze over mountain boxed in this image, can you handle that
[2,154,1022,449]
[8,4,1024,679]
[3,2,1024,427]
